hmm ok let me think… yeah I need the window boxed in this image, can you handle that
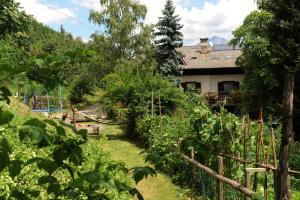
[191,56,197,60]
[181,82,201,93]
[218,81,239,92]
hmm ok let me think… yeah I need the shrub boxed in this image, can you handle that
[101,72,185,142]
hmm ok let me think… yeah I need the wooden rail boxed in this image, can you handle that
[220,153,300,176]
[181,154,260,198]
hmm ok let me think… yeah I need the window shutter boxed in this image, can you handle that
[181,83,187,91]
[218,82,224,92]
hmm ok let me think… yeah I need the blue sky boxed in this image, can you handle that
[17,0,256,44]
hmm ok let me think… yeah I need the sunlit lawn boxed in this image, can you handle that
[100,125,187,200]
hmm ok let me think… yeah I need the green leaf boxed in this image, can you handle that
[47,182,60,196]
[69,146,83,166]
[56,126,66,137]
[43,119,57,127]
[0,86,12,104]
[19,125,51,147]
[0,136,11,153]
[23,118,47,129]
[131,166,156,184]
[0,150,9,173]
[37,159,58,175]
[10,190,29,200]
[130,188,144,200]
[76,129,87,139]
[0,107,14,125]
[38,175,58,185]
[9,159,23,179]
[0,136,10,173]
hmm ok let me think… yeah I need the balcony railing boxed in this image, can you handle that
[203,91,241,105]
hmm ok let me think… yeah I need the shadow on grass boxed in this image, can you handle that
[106,133,129,141]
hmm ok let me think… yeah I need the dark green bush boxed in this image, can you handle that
[101,72,185,142]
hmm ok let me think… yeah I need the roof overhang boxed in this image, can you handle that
[183,67,244,75]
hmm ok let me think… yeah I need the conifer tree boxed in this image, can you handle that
[155,0,183,84]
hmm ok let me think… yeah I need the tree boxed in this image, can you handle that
[155,0,183,85]
[0,0,28,37]
[232,1,300,199]
[89,0,155,76]
[230,11,281,116]
[259,1,300,199]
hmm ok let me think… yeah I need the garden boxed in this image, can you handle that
[1,0,300,199]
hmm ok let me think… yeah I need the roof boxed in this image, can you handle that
[178,44,242,69]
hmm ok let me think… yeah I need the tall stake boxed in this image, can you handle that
[276,73,294,200]
[253,108,263,191]
[151,91,154,117]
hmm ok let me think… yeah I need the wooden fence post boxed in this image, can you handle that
[287,174,292,200]
[191,147,195,160]
[218,156,224,200]
[245,171,251,200]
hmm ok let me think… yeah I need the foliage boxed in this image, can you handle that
[0,0,29,37]
[89,0,155,75]
[155,0,183,84]
[101,72,185,141]
[230,11,281,116]
[0,91,159,199]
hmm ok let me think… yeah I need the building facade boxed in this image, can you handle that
[178,38,244,105]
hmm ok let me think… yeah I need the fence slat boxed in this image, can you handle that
[218,156,224,200]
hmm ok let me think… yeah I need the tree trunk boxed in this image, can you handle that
[275,73,294,200]
[72,106,76,129]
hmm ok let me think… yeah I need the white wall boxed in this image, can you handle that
[181,74,244,94]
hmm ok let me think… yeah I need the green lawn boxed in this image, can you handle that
[100,125,187,200]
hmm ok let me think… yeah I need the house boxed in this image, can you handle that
[178,38,244,105]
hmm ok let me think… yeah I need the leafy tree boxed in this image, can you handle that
[0,0,28,37]
[155,0,183,84]
[233,1,300,199]
[89,0,155,75]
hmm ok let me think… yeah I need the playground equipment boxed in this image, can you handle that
[24,84,63,113]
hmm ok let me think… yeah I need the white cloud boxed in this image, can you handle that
[140,0,257,44]
[72,0,102,11]
[16,0,77,24]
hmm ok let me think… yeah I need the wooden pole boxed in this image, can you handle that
[218,156,224,200]
[245,171,251,200]
[219,153,300,175]
[191,147,195,160]
[287,174,292,200]
[271,128,277,168]
[244,121,249,200]
[254,108,263,191]
[72,106,76,128]
[151,91,154,117]
[158,94,162,130]
[182,154,258,198]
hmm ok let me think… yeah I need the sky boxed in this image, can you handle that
[16,0,257,45]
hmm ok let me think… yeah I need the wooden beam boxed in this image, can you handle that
[246,168,267,173]
[181,154,258,198]
[220,153,300,176]
[218,156,224,200]
[245,171,251,200]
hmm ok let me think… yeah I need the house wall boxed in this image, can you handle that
[181,74,244,94]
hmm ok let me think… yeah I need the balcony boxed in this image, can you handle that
[203,90,242,106]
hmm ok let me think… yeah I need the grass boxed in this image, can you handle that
[100,125,188,200]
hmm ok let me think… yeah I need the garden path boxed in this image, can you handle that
[101,125,187,200]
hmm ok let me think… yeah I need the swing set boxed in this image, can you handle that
[24,84,63,113]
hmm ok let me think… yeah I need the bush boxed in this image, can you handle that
[101,72,185,142]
